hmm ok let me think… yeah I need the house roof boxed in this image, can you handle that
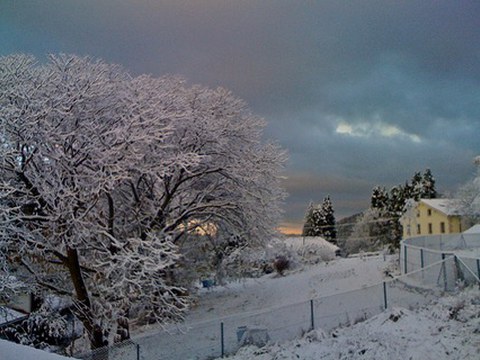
[420,199,463,216]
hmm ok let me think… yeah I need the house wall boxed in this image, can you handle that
[401,202,462,239]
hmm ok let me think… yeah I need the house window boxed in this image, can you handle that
[440,222,445,233]
[427,209,432,216]
[417,224,421,234]
[428,223,433,234]
[416,211,420,217]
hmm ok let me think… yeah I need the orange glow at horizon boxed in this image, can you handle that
[278,223,302,235]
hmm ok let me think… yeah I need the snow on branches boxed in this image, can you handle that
[0,54,286,348]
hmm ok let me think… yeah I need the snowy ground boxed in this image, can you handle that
[186,255,395,323]
[224,287,480,360]
[131,255,402,360]
[128,253,480,360]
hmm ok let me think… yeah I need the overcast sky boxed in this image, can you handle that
[2,1,480,233]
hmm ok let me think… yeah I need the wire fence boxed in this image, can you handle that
[76,252,480,360]
[401,233,480,278]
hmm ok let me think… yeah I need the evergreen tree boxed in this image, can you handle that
[410,171,423,200]
[421,169,437,199]
[302,202,315,236]
[301,196,337,243]
[366,169,437,251]
[320,196,337,243]
[371,186,388,209]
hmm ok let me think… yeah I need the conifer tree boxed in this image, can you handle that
[421,169,437,199]
[320,196,337,243]
[302,202,315,236]
[301,196,337,243]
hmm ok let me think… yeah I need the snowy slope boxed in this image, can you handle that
[224,287,480,360]
[186,255,395,323]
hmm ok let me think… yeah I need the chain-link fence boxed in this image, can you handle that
[400,234,480,278]
[76,254,480,360]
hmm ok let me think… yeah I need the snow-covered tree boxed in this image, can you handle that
[457,156,480,222]
[370,186,388,210]
[421,168,437,199]
[320,196,336,243]
[301,202,315,236]
[0,54,286,349]
[301,197,336,243]
[365,169,438,251]
[344,208,387,254]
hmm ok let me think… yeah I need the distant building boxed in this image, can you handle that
[400,199,464,239]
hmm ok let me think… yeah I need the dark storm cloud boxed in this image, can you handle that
[2,0,480,231]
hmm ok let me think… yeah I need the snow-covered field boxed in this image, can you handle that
[5,253,479,360]
[128,254,480,360]
[226,287,480,360]
[186,255,395,322]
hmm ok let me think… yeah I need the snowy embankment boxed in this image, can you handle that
[225,287,480,360]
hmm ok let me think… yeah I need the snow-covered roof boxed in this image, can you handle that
[420,199,462,216]
[0,339,72,360]
[463,224,480,234]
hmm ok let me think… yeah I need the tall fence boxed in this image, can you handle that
[401,233,480,279]
[77,254,480,360]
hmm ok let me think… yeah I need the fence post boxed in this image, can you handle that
[221,322,225,358]
[442,253,447,292]
[383,282,388,310]
[420,248,424,269]
[310,299,315,330]
[404,245,408,274]
[477,259,480,280]
[136,343,140,360]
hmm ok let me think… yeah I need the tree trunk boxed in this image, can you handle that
[66,246,105,349]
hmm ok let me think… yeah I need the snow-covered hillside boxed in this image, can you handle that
[224,287,480,360]
[77,253,478,360]
[186,255,395,322]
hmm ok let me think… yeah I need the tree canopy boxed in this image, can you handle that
[0,54,286,348]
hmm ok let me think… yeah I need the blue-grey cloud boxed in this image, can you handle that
[2,0,480,231]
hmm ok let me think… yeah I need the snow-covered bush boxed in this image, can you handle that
[273,255,290,275]
[282,237,338,264]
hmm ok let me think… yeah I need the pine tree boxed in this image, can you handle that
[371,169,438,251]
[320,196,337,243]
[371,186,388,209]
[421,169,437,199]
[301,197,337,243]
[410,171,423,200]
[302,202,315,236]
